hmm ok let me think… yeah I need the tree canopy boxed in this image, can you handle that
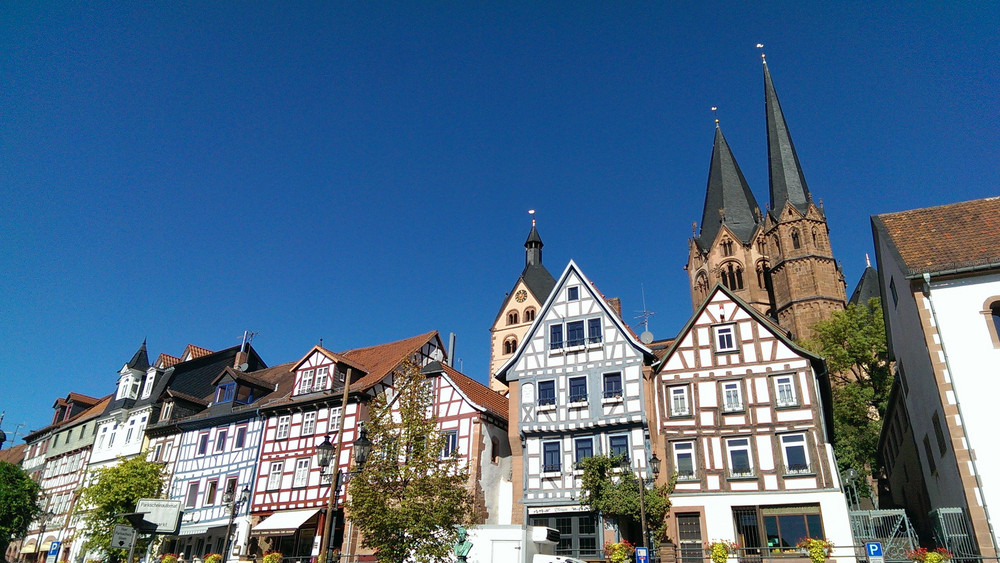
[578,454,674,546]
[73,454,167,558]
[803,297,892,479]
[346,362,477,563]
[0,461,42,558]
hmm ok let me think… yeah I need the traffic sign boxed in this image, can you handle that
[636,546,649,563]
[112,525,136,550]
[866,541,884,563]
[46,541,61,563]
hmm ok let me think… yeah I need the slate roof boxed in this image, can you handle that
[421,361,508,421]
[697,125,761,250]
[872,197,1000,277]
[764,59,813,217]
[849,266,881,305]
[127,340,150,371]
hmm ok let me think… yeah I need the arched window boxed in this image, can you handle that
[524,308,536,322]
[507,311,519,325]
[791,229,801,250]
[695,272,709,299]
[757,261,769,288]
[721,262,744,291]
[504,337,518,355]
[757,239,766,255]
[773,235,781,254]
[721,239,734,257]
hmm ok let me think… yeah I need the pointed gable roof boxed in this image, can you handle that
[289,345,368,374]
[697,125,761,250]
[126,340,150,371]
[495,260,654,382]
[421,361,508,422]
[764,59,813,218]
[339,331,443,391]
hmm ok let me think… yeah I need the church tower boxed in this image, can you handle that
[760,56,846,340]
[687,56,846,341]
[489,216,556,394]
[687,123,771,315]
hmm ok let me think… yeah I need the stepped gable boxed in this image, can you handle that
[873,196,1000,276]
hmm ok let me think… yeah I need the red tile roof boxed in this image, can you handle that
[0,444,26,465]
[340,331,441,391]
[157,354,181,368]
[437,363,508,420]
[875,197,1000,277]
[183,344,214,360]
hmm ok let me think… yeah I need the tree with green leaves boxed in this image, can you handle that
[579,454,674,547]
[0,461,42,559]
[347,362,477,563]
[803,297,892,480]
[73,455,167,559]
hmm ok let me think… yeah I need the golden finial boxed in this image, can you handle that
[529,209,536,227]
[712,106,719,126]
[757,43,766,61]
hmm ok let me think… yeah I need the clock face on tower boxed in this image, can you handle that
[514,289,528,303]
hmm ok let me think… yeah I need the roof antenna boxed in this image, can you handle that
[633,284,656,344]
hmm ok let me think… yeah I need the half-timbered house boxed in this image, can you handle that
[653,284,853,562]
[250,332,444,561]
[495,260,655,559]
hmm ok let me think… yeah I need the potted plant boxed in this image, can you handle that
[796,538,834,563]
[706,540,740,563]
[161,554,179,563]
[906,548,953,563]
[204,554,222,563]
[262,552,282,563]
[603,540,636,563]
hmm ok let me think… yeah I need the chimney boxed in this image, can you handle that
[234,330,250,370]
[447,333,457,367]
[606,297,622,319]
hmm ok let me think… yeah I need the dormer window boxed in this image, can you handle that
[315,367,329,391]
[117,374,139,400]
[141,371,156,399]
[567,286,580,301]
[298,369,315,395]
[216,383,236,403]
[160,402,174,422]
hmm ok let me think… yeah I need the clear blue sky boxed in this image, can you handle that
[2,3,998,440]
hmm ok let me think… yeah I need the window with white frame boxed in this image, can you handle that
[153,443,162,461]
[234,426,247,449]
[441,430,459,457]
[276,415,290,439]
[567,321,585,347]
[722,380,743,412]
[315,366,329,390]
[267,462,284,490]
[726,437,754,478]
[204,480,218,506]
[163,442,171,460]
[669,386,691,417]
[773,375,798,407]
[293,458,310,488]
[298,369,314,395]
[543,441,561,472]
[550,317,603,350]
[568,286,580,301]
[215,430,227,453]
[673,441,696,479]
[141,372,155,399]
[197,433,209,456]
[329,407,342,436]
[185,482,199,508]
[302,412,316,436]
[569,376,588,403]
[160,402,174,422]
[780,433,810,473]
[713,324,738,353]
[609,434,629,460]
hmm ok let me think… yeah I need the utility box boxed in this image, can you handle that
[464,525,559,563]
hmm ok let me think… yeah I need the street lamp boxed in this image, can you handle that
[35,502,55,563]
[316,424,372,562]
[222,484,251,563]
[622,453,661,555]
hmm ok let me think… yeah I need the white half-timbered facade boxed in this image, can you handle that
[251,332,443,561]
[495,260,655,559]
[654,284,854,562]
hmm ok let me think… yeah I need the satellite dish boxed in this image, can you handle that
[430,349,445,362]
[640,331,654,345]
[238,363,249,372]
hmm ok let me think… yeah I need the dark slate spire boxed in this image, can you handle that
[764,58,812,216]
[127,339,150,371]
[697,124,761,251]
[849,256,880,306]
[525,219,543,267]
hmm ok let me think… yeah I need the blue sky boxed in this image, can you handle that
[2,3,998,440]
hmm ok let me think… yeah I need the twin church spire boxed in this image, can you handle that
[689,56,846,340]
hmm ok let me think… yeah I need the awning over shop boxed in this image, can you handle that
[250,509,320,537]
[178,524,227,537]
[40,537,57,552]
[20,542,37,555]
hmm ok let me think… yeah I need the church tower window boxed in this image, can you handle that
[722,239,734,256]
[791,229,801,249]
[773,235,781,254]
[504,337,518,355]
[721,263,745,291]
[757,261,768,288]
[507,311,519,325]
[524,308,536,322]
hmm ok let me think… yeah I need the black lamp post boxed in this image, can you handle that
[316,424,371,563]
[222,485,251,563]
[622,453,661,555]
